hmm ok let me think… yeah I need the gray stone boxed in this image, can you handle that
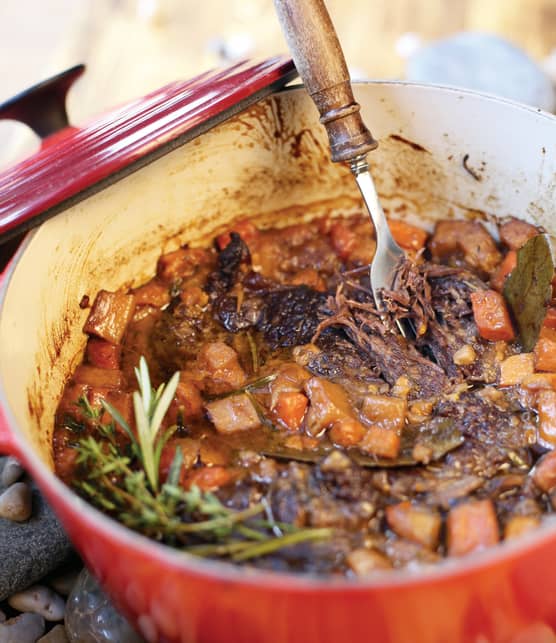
[8,585,65,621]
[407,32,556,112]
[65,569,144,643]
[0,476,73,601]
[38,624,69,643]
[0,482,32,522]
[0,458,24,488]
[0,612,45,643]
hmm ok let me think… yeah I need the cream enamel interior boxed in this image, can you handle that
[0,82,554,470]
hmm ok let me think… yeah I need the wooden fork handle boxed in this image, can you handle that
[274,0,377,163]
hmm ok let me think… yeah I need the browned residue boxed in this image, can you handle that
[389,134,430,153]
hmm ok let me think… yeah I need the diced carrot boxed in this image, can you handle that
[205,394,261,434]
[329,418,366,447]
[521,373,556,391]
[197,342,246,394]
[132,280,170,307]
[302,436,320,449]
[385,501,442,548]
[159,437,200,485]
[447,499,499,557]
[470,289,515,342]
[346,548,392,575]
[86,338,121,370]
[429,220,501,274]
[283,434,303,450]
[73,365,123,389]
[83,290,136,344]
[167,380,204,424]
[156,247,210,283]
[499,218,538,250]
[275,391,308,431]
[359,424,401,459]
[360,395,407,431]
[304,377,356,435]
[289,268,326,292]
[490,250,517,292]
[544,308,556,330]
[504,515,540,540]
[388,219,428,251]
[216,219,258,250]
[199,440,231,466]
[270,363,311,409]
[185,466,238,491]
[536,389,556,447]
[329,221,357,260]
[534,330,556,372]
[498,353,534,386]
[532,450,556,492]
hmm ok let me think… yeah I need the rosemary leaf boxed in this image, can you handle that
[232,528,333,562]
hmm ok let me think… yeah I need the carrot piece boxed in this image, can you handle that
[359,425,401,459]
[159,437,200,484]
[87,388,133,429]
[185,466,238,491]
[86,338,121,370]
[544,308,556,330]
[499,218,538,250]
[275,391,308,431]
[532,450,556,492]
[329,221,357,260]
[490,250,517,292]
[167,380,204,424]
[504,515,540,540]
[304,377,356,435]
[329,418,366,447]
[361,395,407,431]
[199,440,231,467]
[385,501,442,548]
[132,280,170,307]
[73,365,123,389]
[447,499,499,557]
[388,219,428,251]
[536,389,556,447]
[346,549,392,575]
[470,289,515,341]
[498,353,534,386]
[521,373,556,391]
[83,290,136,344]
[216,219,258,250]
[534,330,556,372]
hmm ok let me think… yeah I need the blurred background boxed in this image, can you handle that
[0,0,555,167]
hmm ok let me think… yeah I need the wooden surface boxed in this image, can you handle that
[0,0,554,167]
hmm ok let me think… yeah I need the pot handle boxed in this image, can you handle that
[273,0,377,163]
[0,64,85,142]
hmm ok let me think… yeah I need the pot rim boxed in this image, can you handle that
[1,79,556,592]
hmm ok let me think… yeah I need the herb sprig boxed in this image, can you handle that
[72,357,331,562]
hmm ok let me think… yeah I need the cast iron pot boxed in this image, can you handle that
[0,61,555,643]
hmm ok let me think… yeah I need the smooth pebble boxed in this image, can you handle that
[0,482,32,522]
[0,458,24,488]
[0,612,45,643]
[8,584,65,621]
[37,624,69,643]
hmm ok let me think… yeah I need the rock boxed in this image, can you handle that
[407,32,556,112]
[65,569,144,643]
[0,486,73,601]
[38,624,69,643]
[0,610,5,623]
[0,482,32,522]
[0,458,24,488]
[0,612,45,643]
[8,585,65,621]
[48,567,82,597]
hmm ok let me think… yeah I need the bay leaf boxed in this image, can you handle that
[503,233,554,351]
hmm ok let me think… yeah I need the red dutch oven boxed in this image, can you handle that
[0,57,555,643]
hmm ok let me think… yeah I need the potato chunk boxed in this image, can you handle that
[206,394,261,434]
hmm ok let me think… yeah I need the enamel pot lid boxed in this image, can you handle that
[0,57,297,243]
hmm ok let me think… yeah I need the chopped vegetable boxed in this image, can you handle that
[534,328,556,372]
[385,501,441,548]
[490,250,517,292]
[346,548,392,575]
[504,515,540,539]
[329,418,366,447]
[388,219,428,251]
[359,424,401,459]
[73,365,123,389]
[304,377,356,435]
[86,338,121,370]
[197,342,247,393]
[470,289,515,342]
[532,450,556,492]
[83,290,136,344]
[329,220,357,259]
[360,395,407,431]
[447,499,499,556]
[205,394,261,434]
[499,217,538,250]
[498,353,534,387]
[274,391,308,431]
[536,389,556,447]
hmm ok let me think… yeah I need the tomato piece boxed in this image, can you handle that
[470,289,515,341]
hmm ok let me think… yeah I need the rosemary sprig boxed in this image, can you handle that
[71,357,331,563]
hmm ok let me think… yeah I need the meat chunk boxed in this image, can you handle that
[205,394,261,434]
[197,342,246,394]
[83,290,136,344]
[304,377,361,435]
[86,338,121,370]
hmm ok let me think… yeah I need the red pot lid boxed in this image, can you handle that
[0,57,297,241]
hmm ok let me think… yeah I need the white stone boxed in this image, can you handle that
[8,585,65,622]
[0,482,32,522]
[0,612,45,643]
[0,458,24,488]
